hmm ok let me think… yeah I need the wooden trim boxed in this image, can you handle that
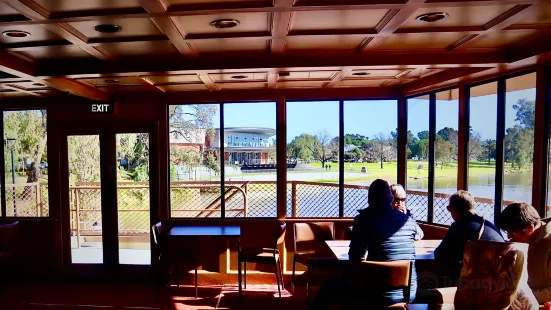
[339,100,344,217]
[398,95,407,188]
[276,95,287,219]
[0,113,5,218]
[457,83,469,190]
[219,102,225,219]
[494,78,506,225]
[532,66,551,216]
[428,92,436,223]
[270,0,294,54]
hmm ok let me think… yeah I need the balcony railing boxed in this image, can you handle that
[7,181,517,240]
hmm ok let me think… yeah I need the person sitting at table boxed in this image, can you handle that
[499,202,551,304]
[434,190,504,281]
[390,184,424,240]
[311,179,418,309]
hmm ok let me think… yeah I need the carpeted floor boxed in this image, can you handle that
[0,283,307,310]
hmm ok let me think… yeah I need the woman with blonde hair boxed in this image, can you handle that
[390,184,424,240]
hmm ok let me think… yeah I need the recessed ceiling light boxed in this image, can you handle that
[210,19,240,29]
[32,83,44,87]
[352,72,370,76]
[416,12,449,23]
[278,72,291,77]
[94,24,123,33]
[103,79,120,84]
[2,30,31,38]
[231,75,248,80]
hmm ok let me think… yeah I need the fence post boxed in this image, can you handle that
[291,181,297,217]
[75,189,81,249]
[36,183,41,217]
[244,183,248,217]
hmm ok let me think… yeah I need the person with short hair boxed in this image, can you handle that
[499,202,551,304]
[390,184,424,240]
[434,190,504,280]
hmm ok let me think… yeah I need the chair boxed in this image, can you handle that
[238,222,286,298]
[292,222,335,300]
[344,260,413,309]
[0,221,19,271]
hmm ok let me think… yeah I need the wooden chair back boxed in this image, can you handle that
[293,222,335,254]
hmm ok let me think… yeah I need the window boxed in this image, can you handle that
[169,104,222,218]
[343,100,398,216]
[223,102,277,218]
[169,102,277,218]
[505,73,536,208]
[3,109,49,217]
[406,96,429,222]
[469,82,498,222]
[433,89,459,225]
[287,101,339,217]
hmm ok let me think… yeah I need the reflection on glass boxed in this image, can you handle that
[169,104,222,218]
[3,110,48,217]
[504,73,536,206]
[469,82,498,223]
[116,133,151,265]
[68,135,102,264]
[406,96,429,222]
[286,101,339,217]
[343,100,398,216]
[223,102,277,218]
[434,89,459,225]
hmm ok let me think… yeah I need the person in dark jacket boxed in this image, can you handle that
[311,179,418,309]
[434,190,504,281]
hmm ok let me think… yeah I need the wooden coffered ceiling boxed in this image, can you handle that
[0,0,551,100]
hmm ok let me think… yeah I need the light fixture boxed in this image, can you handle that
[32,83,44,87]
[415,12,449,23]
[103,79,120,84]
[352,72,370,76]
[94,24,123,33]
[2,30,31,38]
[210,19,240,29]
[278,72,290,77]
[231,75,248,80]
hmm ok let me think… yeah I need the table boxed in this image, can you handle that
[325,240,442,261]
[167,225,241,298]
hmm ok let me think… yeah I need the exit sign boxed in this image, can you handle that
[90,103,114,114]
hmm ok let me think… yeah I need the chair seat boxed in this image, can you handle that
[239,247,279,263]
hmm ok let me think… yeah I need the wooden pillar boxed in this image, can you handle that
[494,79,506,225]
[276,95,287,220]
[428,93,436,223]
[398,95,408,188]
[457,84,469,191]
[339,100,344,217]
[532,66,551,217]
[157,102,169,222]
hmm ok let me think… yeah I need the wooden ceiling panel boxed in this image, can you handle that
[466,30,537,48]
[208,72,268,82]
[0,24,63,45]
[0,2,20,15]
[401,5,516,29]
[291,9,389,31]
[13,45,93,60]
[277,70,337,81]
[166,0,270,9]
[375,32,468,50]
[143,74,202,84]
[77,76,142,87]
[286,35,366,51]
[277,80,327,88]
[192,38,269,53]
[344,69,405,79]
[510,5,551,26]
[179,12,270,34]
[99,41,180,57]
[95,85,151,92]
[6,81,51,90]
[31,0,142,13]
[294,0,404,6]
[162,84,209,91]
[218,82,266,89]
[335,79,387,87]
[68,18,164,40]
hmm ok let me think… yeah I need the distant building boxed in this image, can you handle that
[207,128,276,165]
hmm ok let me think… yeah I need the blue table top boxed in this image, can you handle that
[168,225,241,237]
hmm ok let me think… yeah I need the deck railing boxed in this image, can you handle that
[7,181,517,240]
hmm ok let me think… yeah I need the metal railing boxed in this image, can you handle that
[6,181,520,237]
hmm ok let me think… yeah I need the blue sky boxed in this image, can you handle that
[204,88,536,143]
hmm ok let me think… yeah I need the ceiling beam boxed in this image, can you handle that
[325,69,352,88]
[44,78,109,101]
[3,84,45,97]
[4,0,113,60]
[400,67,493,94]
[137,0,197,57]
[271,0,294,54]
[35,51,506,77]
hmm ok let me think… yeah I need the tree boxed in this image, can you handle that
[68,135,101,183]
[417,131,429,140]
[435,136,454,169]
[310,130,336,168]
[468,131,483,162]
[437,127,457,141]
[371,133,394,169]
[288,134,316,161]
[513,98,535,130]
[482,139,496,164]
